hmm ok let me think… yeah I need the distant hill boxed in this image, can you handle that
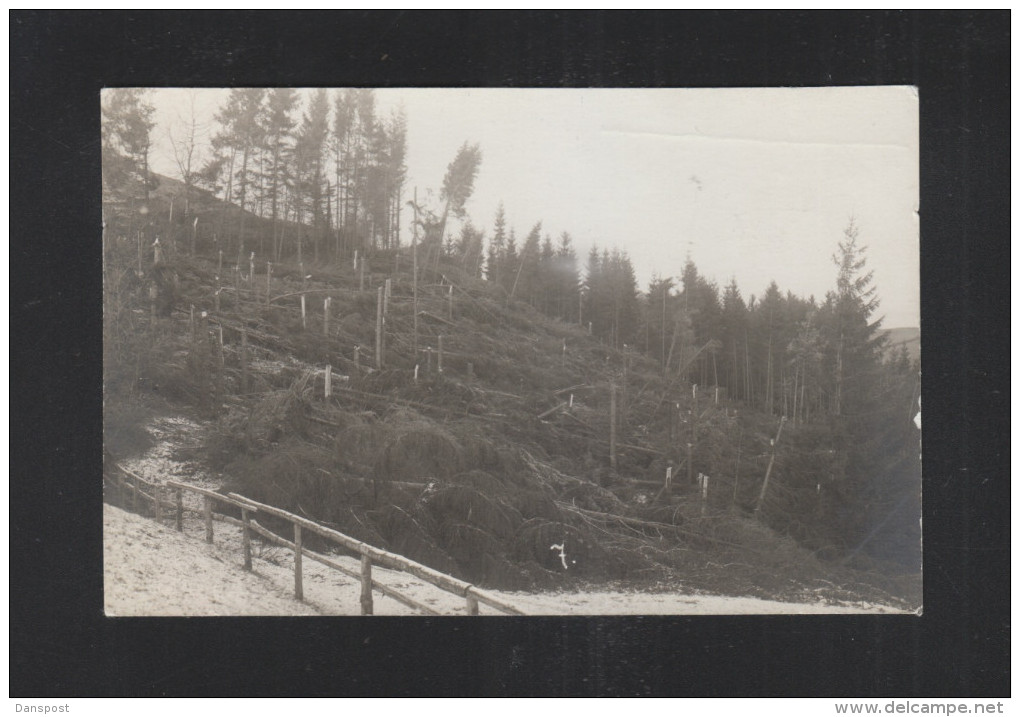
[883,327,920,363]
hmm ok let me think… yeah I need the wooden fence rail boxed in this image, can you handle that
[156,480,522,616]
[109,464,166,523]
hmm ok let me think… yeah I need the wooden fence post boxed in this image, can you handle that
[241,508,252,571]
[266,262,272,306]
[732,426,743,504]
[203,495,213,543]
[240,327,249,394]
[153,485,162,523]
[375,286,384,369]
[294,524,303,601]
[412,189,419,359]
[448,284,454,319]
[175,487,183,532]
[359,255,365,291]
[301,294,307,330]
[384,279,391,315]
[354,346,360,372]
[685,397,693,487]
[687,387,697,488]
[438,334,444,374]
[701,474,710,516]
[687,434,694,489]
[323,296,331,337]
[325,365,332,399]
[466,593,480,616]
[218,249,223,274]
[360,555,374,615]
[609,383,617,471]
[755,416,787,516]
[149,287,157,339]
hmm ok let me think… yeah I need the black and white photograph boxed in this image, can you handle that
[101,86,922,617]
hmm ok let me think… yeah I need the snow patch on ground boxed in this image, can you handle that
[105,502,902,616]
[489,589,902,615]
[106,413,907,616]
[105,504,319,616]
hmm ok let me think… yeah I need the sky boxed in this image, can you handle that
[144,87,919,328]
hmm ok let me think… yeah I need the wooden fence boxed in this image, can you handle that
[106,464,522,615]
[106,463,166,521]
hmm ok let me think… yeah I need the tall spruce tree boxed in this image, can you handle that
[510,221,542,304]
[213,88,266,245]
[293,89,330,262]
[828,217,887,417]
[720,278,748,400]
[486,203,508,284]
[817,219,906,557]
[554,232,580,323]
[262,88,298,259]
[435,142,483,262]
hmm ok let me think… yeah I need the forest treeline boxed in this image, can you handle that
[103,88,921,567]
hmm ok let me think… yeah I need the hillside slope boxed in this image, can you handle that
[103,187,921,610]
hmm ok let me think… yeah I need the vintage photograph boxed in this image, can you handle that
[102,87,921,616]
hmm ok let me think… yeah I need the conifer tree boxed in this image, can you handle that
[262,88,298,259]
[213,88,266,244]
[510,221,542,304]
[720,278,748,400]
[500,227,519,295]
[554,232,580,323]
[644,276,675,370]
[293,89,330,262]
[827,217,887,417]
[486,203,508,284]
[101,88,156,201]
[384,106,408,250]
